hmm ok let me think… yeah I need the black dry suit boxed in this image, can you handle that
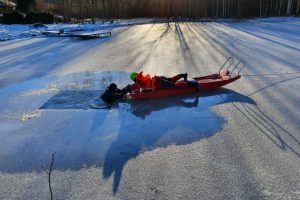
[101,83,131,104]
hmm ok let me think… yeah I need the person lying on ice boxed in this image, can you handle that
[130,71,199,91]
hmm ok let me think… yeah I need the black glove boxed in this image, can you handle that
[124,84,132,93]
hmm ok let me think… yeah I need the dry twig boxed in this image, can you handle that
[42,152,56,200]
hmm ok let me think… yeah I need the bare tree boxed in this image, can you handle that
[48,0,300,22]
[17,0,36,13]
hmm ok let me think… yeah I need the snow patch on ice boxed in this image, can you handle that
[0,19,140,41]
[20,86,58,97]
[254,17,300,22]
[21,110,42,122]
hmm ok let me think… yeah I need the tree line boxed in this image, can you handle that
[17,0,300,21]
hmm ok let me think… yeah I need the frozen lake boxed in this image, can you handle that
[0,19,300,199]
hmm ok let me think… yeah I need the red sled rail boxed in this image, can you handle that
[130,57,245,100]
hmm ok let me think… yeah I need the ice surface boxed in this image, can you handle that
[0,18,300,199]
[0,72,255,194]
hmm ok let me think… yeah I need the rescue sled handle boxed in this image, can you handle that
[231,60,246,75]
[219,57,246,75]
[219,57,234,75]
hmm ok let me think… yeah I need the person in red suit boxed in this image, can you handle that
[130,71,198,91]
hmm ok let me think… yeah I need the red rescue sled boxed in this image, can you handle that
[130,57,245,100]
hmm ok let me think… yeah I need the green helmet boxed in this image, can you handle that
[130,72,138,80]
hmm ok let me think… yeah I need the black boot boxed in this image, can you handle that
[188,81,199,91]
[180,73,188,81]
